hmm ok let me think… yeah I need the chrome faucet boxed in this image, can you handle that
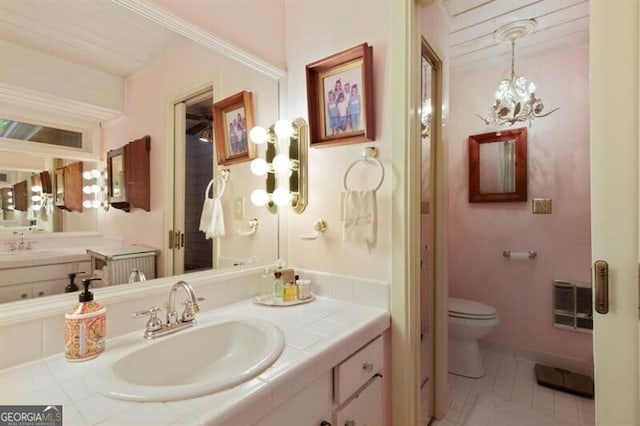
[167,280,200,325]
[132,280,200,339]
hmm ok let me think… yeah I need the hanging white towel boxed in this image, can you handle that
[342,190,377,249]
[198,196,213,235]
[199,178,226,239]
[206,197,225,238]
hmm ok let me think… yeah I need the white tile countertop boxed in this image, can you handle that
[0,297,389,425]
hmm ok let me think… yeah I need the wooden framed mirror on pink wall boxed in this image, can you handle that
[468,127,527,202]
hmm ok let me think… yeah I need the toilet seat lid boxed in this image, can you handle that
[449,297,497,318]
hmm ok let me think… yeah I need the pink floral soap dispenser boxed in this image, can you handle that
[65,277,106,361]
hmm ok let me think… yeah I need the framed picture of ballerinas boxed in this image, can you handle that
[305,43,375,147]
[212,90,256,165]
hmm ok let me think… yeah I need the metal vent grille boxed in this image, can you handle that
[553,280,592,332]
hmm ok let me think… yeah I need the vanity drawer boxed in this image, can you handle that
[334,335,383,404]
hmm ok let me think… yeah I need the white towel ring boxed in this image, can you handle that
[343,147,385,192]
[204,169,230,199]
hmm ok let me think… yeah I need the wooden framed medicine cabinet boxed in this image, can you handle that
[107,135,151,212]
[468,127,527,202]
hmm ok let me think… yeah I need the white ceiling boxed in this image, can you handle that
[0,0,183,78]
[0,0,589,88]
[442,0,590,71]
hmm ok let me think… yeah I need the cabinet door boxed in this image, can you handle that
[63,161,83,212]
[125,135,150,211]
[334,375,383,426]
[0,284,33,303]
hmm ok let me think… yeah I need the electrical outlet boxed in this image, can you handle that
[532,198,552,214]
[233,197,244,220]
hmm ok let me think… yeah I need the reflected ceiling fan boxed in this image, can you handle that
[186,107,213,142]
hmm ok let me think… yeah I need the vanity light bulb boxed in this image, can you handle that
[250,189,268,206]
[31,185,42,193]
[31,195,42,202]
[249,126,269,145]
[272,188,292,206]
[82,200,92,209]
[274,120,294,138]
[83,186,92,194]
[91,199,101,208]
[83,171,93,180]
[272,154,291,173]
[91,184,101,194]
[91,169,101,178]
[250,158,269,176]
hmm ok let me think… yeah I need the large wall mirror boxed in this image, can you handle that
[468,127,528,202]
[0,1,283,306]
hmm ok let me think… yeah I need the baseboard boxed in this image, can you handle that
[478,339,594,376]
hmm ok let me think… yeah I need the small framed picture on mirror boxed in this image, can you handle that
[212,91,256,165]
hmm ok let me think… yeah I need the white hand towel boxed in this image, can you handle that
[198,197,213,234]
[206,197,225,239]
[342,190,377,249]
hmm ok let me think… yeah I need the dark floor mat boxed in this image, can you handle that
[535,363,594,399]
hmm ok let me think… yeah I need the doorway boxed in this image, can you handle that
[169,89,215,275]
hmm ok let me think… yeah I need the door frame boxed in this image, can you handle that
[163,77,218,277]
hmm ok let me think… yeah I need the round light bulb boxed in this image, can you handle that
[83,186,92,194]
[272,154,291,173]
[83,200,92,209]
[31,195,42,202]
[274,120,294,138]
[272,188,292,206]
[82,171,93,180]
[91,169,102,178]
[31,185,42,193]
[250,189,269,206]
[91,184,101,193]
[249,126,269,144]
[250,158,269,176]
[91,199,101,208]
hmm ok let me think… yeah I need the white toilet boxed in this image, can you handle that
[448,297,499,378]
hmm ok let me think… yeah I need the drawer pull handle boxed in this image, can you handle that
[362,362,374,373]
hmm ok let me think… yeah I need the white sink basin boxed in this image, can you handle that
[90,316,285,402]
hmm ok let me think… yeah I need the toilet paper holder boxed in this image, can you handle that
[503,249,537,259]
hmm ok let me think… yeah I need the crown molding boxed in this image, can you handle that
[0,83,123,123]
[112,0,286,80]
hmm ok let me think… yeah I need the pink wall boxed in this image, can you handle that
[283,0,393,280]
[448,45,592,365]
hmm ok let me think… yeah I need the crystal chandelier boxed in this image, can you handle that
[476,20,558,127]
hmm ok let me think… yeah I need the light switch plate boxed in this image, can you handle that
[233,196,244,220]
[532,198,552,214]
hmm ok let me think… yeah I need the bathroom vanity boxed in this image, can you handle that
[0,267,390,425]
[0,232,123,303]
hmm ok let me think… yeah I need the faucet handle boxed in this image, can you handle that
[181,300,199,321]
[132,307,163,332]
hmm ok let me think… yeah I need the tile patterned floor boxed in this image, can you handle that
[431,351,595,426]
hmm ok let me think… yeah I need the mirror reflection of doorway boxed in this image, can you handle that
[171,90,215,275]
